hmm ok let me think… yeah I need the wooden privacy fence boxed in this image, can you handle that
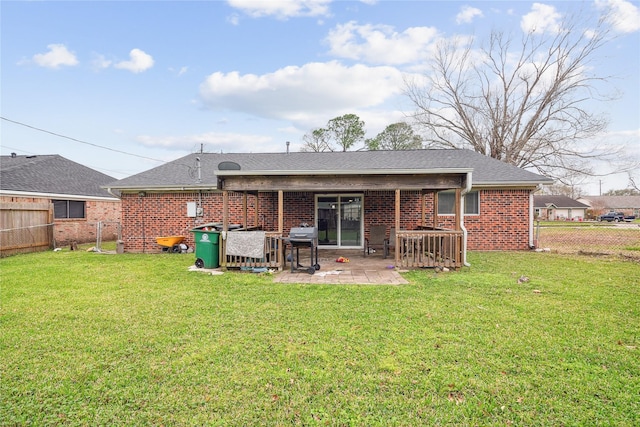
[1,202,54,257]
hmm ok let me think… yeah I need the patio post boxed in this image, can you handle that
[455,188,461,231]
[242,191,248,230]
[421,191,426,227]
[222,190,229,268]
[278,190,283,234]
[254,192,259,229]
[433,190,438,229]
[395,189,401,264]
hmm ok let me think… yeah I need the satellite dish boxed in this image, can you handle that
[218,161,241,170]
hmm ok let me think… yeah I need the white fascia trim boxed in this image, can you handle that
[103,185,217,193]
[0,190,119,202]
[215,168,474,176]
[472,182,549,189]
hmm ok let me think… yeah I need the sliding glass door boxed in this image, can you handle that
[316,194,362,248]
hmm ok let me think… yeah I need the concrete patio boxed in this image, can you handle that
[272,249,409,285]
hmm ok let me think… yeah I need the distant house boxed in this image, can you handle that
[104,149,552,270]
[533,195,589,221]
[577,195,640,219]
[1,154,121,254]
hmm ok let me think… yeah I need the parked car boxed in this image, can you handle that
[597,212,636,222]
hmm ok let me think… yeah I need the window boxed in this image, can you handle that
[437,191,479,215]
[53,200,85,219]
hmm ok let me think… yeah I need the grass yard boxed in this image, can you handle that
[2,249,639,425]
[537,223,640,257]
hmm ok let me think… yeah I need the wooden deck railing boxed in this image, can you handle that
[219,230,463,271]
[394,230,464,269]
[221,232,284,269]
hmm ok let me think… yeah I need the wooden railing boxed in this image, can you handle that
[221,232,284,270]
[394,230,464,269]
[219,230,463,271]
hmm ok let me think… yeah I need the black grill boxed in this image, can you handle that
[286,227,320,274]
[288,227,318,242]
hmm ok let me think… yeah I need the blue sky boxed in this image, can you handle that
[1,0,638,194]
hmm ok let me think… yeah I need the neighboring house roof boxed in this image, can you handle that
[578,195,640,209]
[105,149,553,191]
[534,195,589,209]
[1,154,118,199]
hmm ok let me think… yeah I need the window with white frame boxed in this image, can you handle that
[437,190,479,215]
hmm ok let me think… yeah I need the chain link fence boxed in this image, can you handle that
[95,221,122,252]
[536,221,640,261]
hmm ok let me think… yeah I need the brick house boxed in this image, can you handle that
[533,195,589,221]
[577,195,640,219]
[1,154,121,252]
[105,149,552,269]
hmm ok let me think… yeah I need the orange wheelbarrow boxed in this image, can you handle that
[156,235,187,253]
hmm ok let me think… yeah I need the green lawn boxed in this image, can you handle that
[2,249,639,425]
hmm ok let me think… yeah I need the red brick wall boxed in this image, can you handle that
[463,189,532,250]
[1,195,121,246]
[54,199,121,245]
[363,190,424,237]
[120,189,533,252]
[124,192,226,253]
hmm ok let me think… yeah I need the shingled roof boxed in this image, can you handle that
[578,195,640,209]
[534,195,589,209]
[105,149,552,191]
[1,154,118,199]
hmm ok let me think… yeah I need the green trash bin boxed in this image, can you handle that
[191,228,220,268]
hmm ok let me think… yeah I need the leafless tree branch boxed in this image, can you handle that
[405,10,625,184]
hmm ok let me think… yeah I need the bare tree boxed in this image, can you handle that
[326,114,365,152]
[544,181,585,199]
[627,172,640,194]
[405,12,625,185]
[365,122,423,151]
[301,128,333,152]
[604,186,640,196]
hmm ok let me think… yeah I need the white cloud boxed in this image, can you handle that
[227,0,331,19]
[136,132,272,152]
[456,5,484,25]
[30,44,78,69]
[169,66,189,76]
[227,13,240,25]
[198,61,405,123]
[595,0,640,33]
[326,21,440,65]
[91,54,112,71]
[114,48,154,73]
[521,3,562,34]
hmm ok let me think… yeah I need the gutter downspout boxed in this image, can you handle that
[106,187,119,199]
[530,184,543,249]
[460,172,472,267]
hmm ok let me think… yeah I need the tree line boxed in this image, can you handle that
[300,114,423,152]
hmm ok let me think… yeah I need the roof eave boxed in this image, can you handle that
[103,184,218,193]
[0,189,119,201]
[473,180,552,189]
[215,168,474,176]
